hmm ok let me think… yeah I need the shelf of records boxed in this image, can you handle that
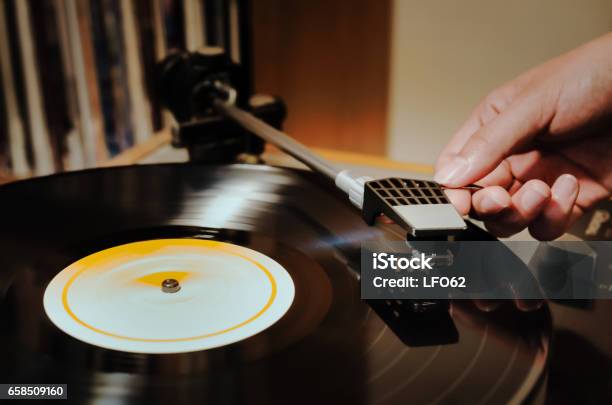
[0,0,212,179]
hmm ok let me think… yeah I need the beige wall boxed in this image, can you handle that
[387,0,612,165]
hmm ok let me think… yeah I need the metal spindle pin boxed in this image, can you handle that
[161,278,181,293]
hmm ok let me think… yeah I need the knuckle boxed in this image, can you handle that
[483,88,512,113]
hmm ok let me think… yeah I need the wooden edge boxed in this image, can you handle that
[265,144,434,174]
[104,133,435,174]
[0,171,18,185]
[102,129,172,167]
[1,133,433,184]
[313,147,434,174]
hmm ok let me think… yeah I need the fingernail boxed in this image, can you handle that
[480,193,508,213]
[434,156,470,186]
[552,174,578,200]
[521,183,549,211]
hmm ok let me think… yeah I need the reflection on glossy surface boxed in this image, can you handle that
[0,164,550,404]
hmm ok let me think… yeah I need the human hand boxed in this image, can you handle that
[435,33,612,240]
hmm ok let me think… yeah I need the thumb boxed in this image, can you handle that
[434,92,550,187]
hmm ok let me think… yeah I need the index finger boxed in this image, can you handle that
[436,90,552,188]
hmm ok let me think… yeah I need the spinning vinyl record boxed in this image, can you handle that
[0,164,550,404]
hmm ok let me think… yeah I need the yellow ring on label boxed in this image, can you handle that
[60,239,277,342]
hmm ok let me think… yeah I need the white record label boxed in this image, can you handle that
[43,239,295,354]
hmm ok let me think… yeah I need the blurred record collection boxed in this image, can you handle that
[0,0,194,179]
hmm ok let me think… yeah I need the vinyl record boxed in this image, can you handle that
[0,164,550,404]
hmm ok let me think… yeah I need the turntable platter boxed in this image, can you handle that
[0,164,550,404]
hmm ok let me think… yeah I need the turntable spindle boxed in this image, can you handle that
[161,278,181,293]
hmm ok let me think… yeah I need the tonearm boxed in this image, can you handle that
[156,49,468,240]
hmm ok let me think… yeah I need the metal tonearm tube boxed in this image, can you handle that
[212,82,467,239]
